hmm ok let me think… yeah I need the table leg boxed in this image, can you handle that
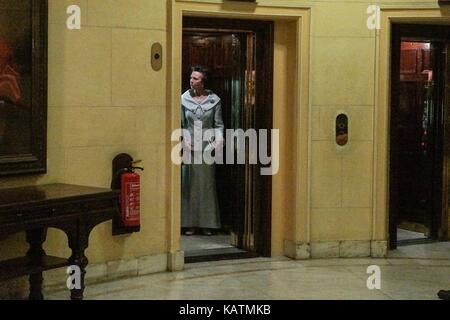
[68,229,89,300]
[29,273,44,300]
[26,228,48,300]
[438,290,450,300]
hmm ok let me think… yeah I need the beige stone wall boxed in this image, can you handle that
[0,0,168,265]
[307,0,438,243]
[309,0,376,242]
[1,0,447,281]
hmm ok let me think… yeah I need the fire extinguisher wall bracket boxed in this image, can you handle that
[111,153,142,236]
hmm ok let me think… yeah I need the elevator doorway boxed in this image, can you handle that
[181,18,273,262]
[389,24,450,249]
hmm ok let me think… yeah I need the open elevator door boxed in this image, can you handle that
[182,17,273,260]
[389,24,450,249]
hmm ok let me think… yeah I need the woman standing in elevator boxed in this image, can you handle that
[181,66,224,236]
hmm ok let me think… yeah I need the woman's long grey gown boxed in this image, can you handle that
[181,89,224,229]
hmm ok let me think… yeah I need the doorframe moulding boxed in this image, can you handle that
[166,0,311,268]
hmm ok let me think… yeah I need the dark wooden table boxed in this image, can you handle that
[0,183,119,300]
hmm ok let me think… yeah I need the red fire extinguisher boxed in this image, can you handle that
[111,154,144,235]
[120,169,139,227]
[119,164,144,228]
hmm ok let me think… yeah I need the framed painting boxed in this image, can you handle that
[0,0,47,176]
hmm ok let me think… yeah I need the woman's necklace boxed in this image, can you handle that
[193,90,208,103]
[192,90,208,120]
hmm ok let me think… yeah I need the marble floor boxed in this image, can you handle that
[182,234,233,252]
[397,228,427,242]
[45,241,450,300]
[182,234,248,259]
[388,240,450,259]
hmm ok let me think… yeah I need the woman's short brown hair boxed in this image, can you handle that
[191,65,209,86]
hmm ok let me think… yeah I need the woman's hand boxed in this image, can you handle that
[212,140,224,150]
[183,140,193,151]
